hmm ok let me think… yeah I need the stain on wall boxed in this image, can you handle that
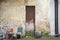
[36,0,50,33]
[0,0,50,35]
[0,0,25,35]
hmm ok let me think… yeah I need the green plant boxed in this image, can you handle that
[41,32,49,37]
[25,32,35,38]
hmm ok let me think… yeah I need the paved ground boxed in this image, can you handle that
[2,37,60,40]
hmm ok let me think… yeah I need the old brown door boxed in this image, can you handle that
[26,6,35,35]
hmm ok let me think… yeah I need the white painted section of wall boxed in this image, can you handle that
[48,0,55,35]
[58,0,60,34]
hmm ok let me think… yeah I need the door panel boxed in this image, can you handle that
[26,6,35,34]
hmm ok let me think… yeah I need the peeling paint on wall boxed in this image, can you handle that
[0,1,26,35]
[36,0,50,33]
[0,0,50,34]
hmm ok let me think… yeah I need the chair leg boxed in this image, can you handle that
[20,35,22,38]
[5,33,8,40]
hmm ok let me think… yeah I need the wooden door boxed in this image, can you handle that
[26,6,35,34]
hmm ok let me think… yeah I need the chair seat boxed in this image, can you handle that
[16,32,21,35]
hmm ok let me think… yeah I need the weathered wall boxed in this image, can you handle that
[0,0,25,35]
[0,0,50,34]
[36,0,50,33]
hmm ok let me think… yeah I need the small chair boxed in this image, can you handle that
[17,27,23,39]
[6,27,13,40]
